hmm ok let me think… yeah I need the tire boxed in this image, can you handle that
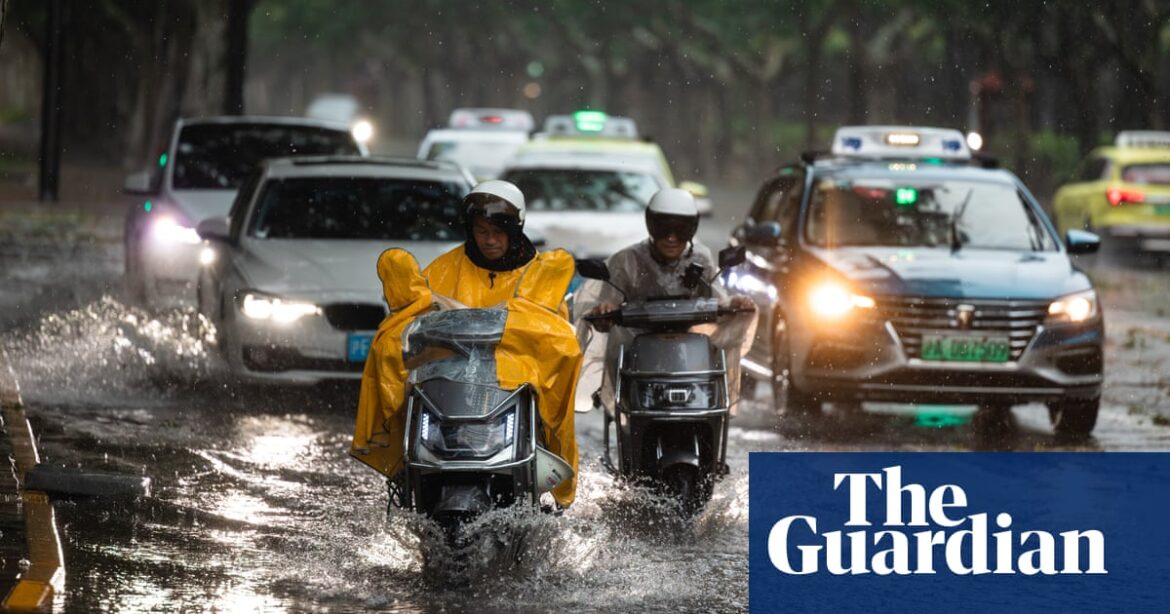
[1047,396,1100,439]
[771,314,820,418]
[663,465,710,518]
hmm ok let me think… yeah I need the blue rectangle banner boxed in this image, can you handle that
[749,453,1170,613]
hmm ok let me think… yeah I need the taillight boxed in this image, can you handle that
[1107,187,1145,206]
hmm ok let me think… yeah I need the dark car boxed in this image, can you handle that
[729,126,1105,437]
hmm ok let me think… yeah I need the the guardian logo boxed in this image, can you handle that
[768,466,1107,576]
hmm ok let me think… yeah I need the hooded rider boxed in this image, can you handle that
[353,180,582,509]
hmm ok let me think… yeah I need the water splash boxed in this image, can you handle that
[3,295,217,404]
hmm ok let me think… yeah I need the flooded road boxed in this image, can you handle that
[2,235,1170,611]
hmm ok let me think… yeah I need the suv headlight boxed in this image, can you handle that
[419,409,516,459]
[238,291,320,323]
[638,381,720,410]
[807,281,875,320]
[1046,290,1098,324]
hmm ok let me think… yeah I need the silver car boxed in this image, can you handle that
[195,156,473,385]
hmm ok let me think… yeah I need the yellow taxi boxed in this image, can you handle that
[515,111,711,214]
[1053,131,1170,256]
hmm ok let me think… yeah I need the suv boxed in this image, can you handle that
[1053,131,1170,260]
[194,156,472,384]
[123,116,366,309]
[730,126,1105,437]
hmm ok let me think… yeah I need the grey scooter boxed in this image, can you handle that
[578,246,749,516]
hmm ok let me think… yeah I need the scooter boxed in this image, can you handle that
[577,246,748,516]
[389,305,573,541]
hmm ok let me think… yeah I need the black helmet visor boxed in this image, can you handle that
[647,212,698,242]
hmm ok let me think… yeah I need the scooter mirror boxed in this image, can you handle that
[718,245,747,269]
[576,258,610,281]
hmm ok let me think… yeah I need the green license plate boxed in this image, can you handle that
[920,334,1010,363]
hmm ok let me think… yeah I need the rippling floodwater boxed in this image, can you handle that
[3,279,1169,611]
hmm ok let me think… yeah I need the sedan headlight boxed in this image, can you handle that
[419,409,516,459]
[238,292,320,323]
[1047,290,1098,324]
[152,216,201,245]
[807,281,875,319]
[638,381,720,410]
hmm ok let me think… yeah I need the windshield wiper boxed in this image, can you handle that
[950,188,975,253]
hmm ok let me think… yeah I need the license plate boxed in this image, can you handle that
[346,332,374,362]
[920,334,1010,363]
[1155,204,1170,215]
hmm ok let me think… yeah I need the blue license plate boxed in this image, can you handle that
[346,332,374,362]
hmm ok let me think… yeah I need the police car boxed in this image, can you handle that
[1053,130,1170,260]
[417,108,534,180]
[730,126,1105,437]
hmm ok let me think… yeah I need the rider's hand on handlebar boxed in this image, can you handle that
[587,303,619,332]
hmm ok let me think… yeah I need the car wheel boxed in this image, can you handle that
[771,314,820,418]
[1047,396,1100,439]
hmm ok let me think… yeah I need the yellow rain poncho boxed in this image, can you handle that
[352,245,582,507]
[351,249,434,478]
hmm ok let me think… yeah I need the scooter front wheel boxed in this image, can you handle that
[662,465,711,518]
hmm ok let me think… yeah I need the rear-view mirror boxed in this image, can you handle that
[123,170,154,195]
[718,245,746,269]
[1065,229,1100,255]
[744,221,783,247]
[197,216,231,242]
[576,258,610,281]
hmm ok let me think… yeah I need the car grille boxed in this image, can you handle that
[879,297,1048,361]
[322,303,386,331]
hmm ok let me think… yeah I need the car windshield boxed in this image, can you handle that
[501,168,659,212]
[173,124,360,189]
[1122,164,1170,186]
[248,176,466,241]
[805,176,1057,251]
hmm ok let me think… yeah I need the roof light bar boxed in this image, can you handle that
[831,125,972,161]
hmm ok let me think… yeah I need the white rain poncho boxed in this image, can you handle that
[573,239,757,414]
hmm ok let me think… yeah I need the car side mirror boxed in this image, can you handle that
[197,216,231,242]
[718,245,746,269]
[1065,229,1100,255]
[123,170,155,195]
[744,221,783,247]
[575,258,610,281]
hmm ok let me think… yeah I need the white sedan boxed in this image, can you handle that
[195,156,472,384]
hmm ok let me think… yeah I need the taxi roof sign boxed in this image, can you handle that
[542,113,639,139]
[831,126,972,161]
[448,108,534,131]
[1115,131,1170,149]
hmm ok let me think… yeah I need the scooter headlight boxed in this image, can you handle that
[419,409,517,459]
[637,381,720,410]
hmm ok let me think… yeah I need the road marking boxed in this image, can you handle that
[0,348,65,611]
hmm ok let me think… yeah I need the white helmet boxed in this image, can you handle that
[464,179,526,227]
[645,187,699,241]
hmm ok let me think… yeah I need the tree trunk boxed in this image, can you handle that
[223,0,253,115]
[0,0,9,50]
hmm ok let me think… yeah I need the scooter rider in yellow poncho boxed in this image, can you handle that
[352,180,582,508]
